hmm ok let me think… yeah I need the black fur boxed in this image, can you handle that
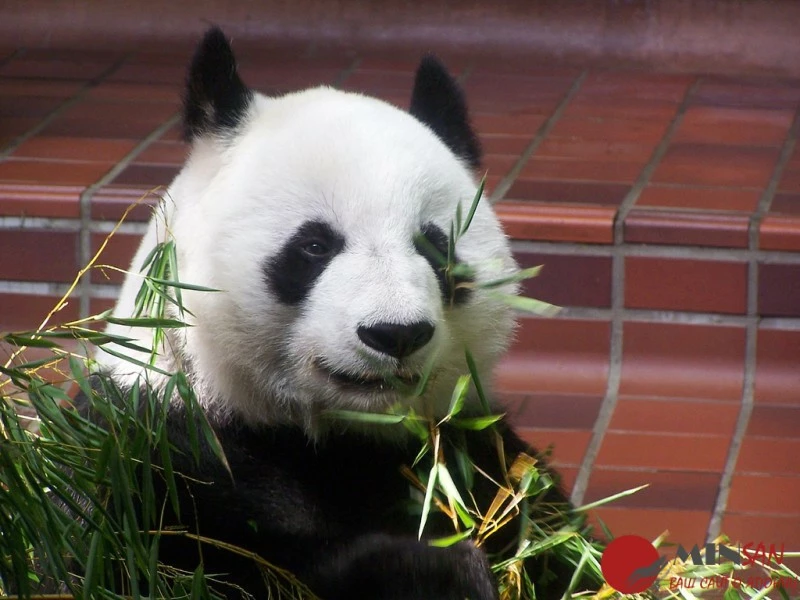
[415,222,473,305]
[75,384,578,600]
[410,56,482,170]
[265,220,346,305]
[183,27,254,141]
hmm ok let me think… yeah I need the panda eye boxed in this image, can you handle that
[300,240,331,258]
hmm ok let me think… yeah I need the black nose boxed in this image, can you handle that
[357,321,435,359]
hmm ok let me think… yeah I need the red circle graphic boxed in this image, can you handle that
[601,534,664,594]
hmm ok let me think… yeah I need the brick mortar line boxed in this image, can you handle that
[0,280,134,299]
[510,239,800,265]
[706,106,800,541]
[0,54,131,160]
[77,113,181,318]
[490,70,588,203]
[570,77,702,506]
[522,307,800,329]
[612,78,703,244]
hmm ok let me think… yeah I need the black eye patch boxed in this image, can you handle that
[414,222,472,306]
[265,220,345,305]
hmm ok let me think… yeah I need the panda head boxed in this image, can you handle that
[156,28,519,432]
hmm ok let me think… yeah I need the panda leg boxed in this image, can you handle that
[307,534,499,600]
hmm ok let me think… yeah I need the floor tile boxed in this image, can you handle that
[90,232,142,284]
[111,163,180,187]
[0,184,82,218]
[90,185,160,222]
[514,250,612,308]
[1,78,82,98]
[674,106,794,146]
[515,428,592,468]
[133,141,188,166]
[504,180,630,206]
[0,229,79,283]
[496,200,616,244]
[759,214,800,251]
[472,112,547,136]
[579,72,694,103]
[735,436,800,476]
[653,143,781,188]
[636,185,761,212]
[625,256,747,314]
[754,328,800,406]
[12,136,137,163]
[747,405,800,439]
[518,157,646,184]
[0,159,111,186]
[770,192,800,215]
[513,394,603,430]
[585,468,721,511]
[609,397,739,437]
[625,207,750,248]
[727,474,800,515]
[595,432,730,472]
[721,514,800,554]
[591,507,710,545]
[85,81,182,103]
[0,56,115,81]
[619,322,746,401]
[0,95,65,118]
[758,263,800,317]
[496,317,610,396]
[0,293,79,331]
[692,78,800,110]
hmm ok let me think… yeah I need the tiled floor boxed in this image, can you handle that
[1,43,799,560]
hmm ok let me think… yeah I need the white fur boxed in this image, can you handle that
[100,87,519,435]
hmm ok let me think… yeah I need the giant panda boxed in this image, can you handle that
[92,27,586,600]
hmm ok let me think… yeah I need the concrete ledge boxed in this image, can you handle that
[3,0,800,77]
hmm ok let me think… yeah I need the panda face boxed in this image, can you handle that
[107,30,519,432]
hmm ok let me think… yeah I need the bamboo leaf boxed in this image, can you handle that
[451,414,504,430]
[418,463,438,540]
[429,528,474,548]
[323,410,406,425]
[460,176,485,237]
[493,293,561,317]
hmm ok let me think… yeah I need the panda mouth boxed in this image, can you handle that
[316,362,419,393]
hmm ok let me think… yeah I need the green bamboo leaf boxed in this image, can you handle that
[444,374,471,421]
[323,410,406,425]
[464,349,490,415]
[460,176,485,237]
[103,316,190,328]
[2,334,59,348]
[145,277,219,292]
[418,463,438,540]
[437,463,468,509]
[429,528,474,548]
[452,498,476,530]
[477,265,544,290]
[573,484,649,512]
[450,414,504,430]
[494,293,561,317]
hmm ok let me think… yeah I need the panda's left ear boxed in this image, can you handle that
[183,27,254,142]
[409,56,481,170]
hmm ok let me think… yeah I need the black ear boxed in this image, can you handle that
[183,27,253,142]
[409,56,481,170]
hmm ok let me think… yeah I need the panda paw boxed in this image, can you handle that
[309,534,499,600]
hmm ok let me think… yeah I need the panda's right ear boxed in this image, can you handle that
[183,27,254,142]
